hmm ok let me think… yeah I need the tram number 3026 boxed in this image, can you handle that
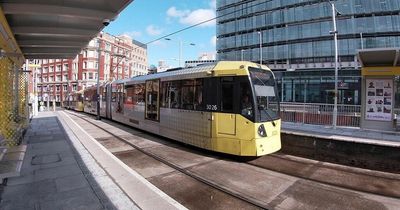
[206,104,218,111]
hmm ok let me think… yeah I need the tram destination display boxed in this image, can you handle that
[365,79,393,121]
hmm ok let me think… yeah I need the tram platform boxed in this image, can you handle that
[0,111,185,210]
[281,122,400,173]
[1,111,399,210]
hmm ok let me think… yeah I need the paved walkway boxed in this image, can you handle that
[0,112,139,210]
[282,122,400,147]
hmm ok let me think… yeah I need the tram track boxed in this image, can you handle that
[64,110,400,209]
[64,110,267,209]
[247,154,400,199]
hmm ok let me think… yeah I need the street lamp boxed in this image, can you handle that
[258,31,262,65]
[165,38,195,67]
[328,1,341,129]
[241,49,245,61]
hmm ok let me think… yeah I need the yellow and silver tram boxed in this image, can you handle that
[71,61,281,156]
[65,89,84,112]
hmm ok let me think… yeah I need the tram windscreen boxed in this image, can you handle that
[249,67,280,122]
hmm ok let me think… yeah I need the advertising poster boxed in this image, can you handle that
[365,79,393,121]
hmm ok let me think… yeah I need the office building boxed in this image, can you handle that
[217,0,400,104]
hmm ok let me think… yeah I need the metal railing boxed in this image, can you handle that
[280,102,361,127]
[0,58,29,146]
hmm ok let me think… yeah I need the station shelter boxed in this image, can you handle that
[358,48,400,131]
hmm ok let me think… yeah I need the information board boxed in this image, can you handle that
[365,79,393,121]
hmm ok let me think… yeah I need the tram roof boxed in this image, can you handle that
[124,63,217,85]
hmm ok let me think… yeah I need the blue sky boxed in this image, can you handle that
[104,0,216,67]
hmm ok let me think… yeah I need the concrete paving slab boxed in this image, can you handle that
[55,173,89,192]
[114,150,175,179]
[2,179,57,203]
[270,180,388,210]
[143,144,216,169]
[189,159,298,205]
[31,153,61,165]
[33,163,82,182]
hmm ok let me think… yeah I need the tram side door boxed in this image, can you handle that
[216,77,236,136]
[145,80,160,121]
[106,85,112,119]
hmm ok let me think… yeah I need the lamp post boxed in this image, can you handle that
[258,31,262,65]
[241,49,245,61]
[165,38,195,67]
[328,1,340,129]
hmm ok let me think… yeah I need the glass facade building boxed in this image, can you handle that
[216,0,400,105]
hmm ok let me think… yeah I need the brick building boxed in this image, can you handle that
[35,32,148,103]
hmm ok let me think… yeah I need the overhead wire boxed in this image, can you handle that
[136,0,274,48]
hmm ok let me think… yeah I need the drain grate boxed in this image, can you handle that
[31,154,61,165]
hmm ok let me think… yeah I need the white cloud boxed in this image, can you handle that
[167,7,190,18]
[166,4,216,27]
[146,25,163,36]
[121,31,142,39]
[180,9,216,27]
[210,35,216,47]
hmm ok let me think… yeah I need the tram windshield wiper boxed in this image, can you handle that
[258,105,276,127]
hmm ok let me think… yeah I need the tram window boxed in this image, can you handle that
[181,80,195,110]
[240,82,254,119]
[162,81,181,109]
[116,84,124,113]
[133,84,145,106]
[221,77,234,112]
[194,79,204,111]
[125,86,134,105]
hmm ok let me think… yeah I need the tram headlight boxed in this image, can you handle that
[257,124,267,137]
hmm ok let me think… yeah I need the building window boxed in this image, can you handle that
[50,66,54,72]
[73,85,77,91]
[56,75,61,81]
[56,86,60,92]
[63,85,67,91]
[56,65,61,72]
[63,64,69,71]
[50,76,54,82]
[63,74,68,81]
